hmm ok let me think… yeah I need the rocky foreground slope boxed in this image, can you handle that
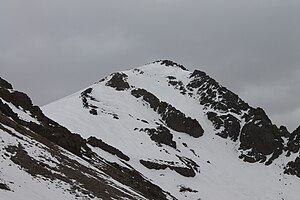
[0,76,174,200]
[1,60,300,199]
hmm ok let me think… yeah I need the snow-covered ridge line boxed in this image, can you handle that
[43,60,300,200]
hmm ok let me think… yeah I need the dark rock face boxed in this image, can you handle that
[0,183,10,191]
[177,155,200,174]
[154,60,188,71]
[285,156,300,178]
[187,70,249,115]
[87,136,130,161]
[131,88,160,110]
[207,112,241,141]
[239,108,284,165]
[287,126,300,154]
[27,122,92,158]
[140,160,196,177]
[158,101,203,138]
[131,88,204,138]
[166,76,187,95]
[0,77,13,89]
[185,70,290,166]
[106,72,130,91]
[80,88,100,115]
[108,162,173,200]
[0,81,92,158]
[179,186,198,193]
[0,87,33,110]
[140,125,176,148]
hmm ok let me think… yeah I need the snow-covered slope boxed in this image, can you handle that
[42,60,300,200]
[0,77,172,200]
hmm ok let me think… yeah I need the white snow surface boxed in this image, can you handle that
[42,62,300,200]
[0,125,82,200]
[0,98,40,124]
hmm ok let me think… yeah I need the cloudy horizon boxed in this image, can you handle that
[1,0,299,131]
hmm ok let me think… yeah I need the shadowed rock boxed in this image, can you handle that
[132,88,204,138]
[285,156,300,178]
[140,125,176,148]
[0,77,13,89]
[0,183,10,191]
[87,136,130,161]
[287,126,300,154]
[106,72,130,91]
[140,160,196,177]
[207,112,241,141]
[239,108,284,165]
[154,60,188,71]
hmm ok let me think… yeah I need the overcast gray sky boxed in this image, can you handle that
[1,0,299,131]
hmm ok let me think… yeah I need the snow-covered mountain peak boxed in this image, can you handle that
[41,60,300,199]
[1,60,299,200]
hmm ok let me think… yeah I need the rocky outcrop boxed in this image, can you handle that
[0,79,92,158]
[154,60,188,71]
[187,70,249,114]
[207,112,241,141]
[287,126,300,154]
[140,159,196,177]
[0,77,13,89]
[0,183,10,191]
[87,136,130,161]
[239,108,285,165]
[285,156,300,178]
[131,88,204,138]
[106,72,130,91]
[140,125,176,148]
[184,71,290,166]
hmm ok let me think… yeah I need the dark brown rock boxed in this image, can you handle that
[155,60,188,71]
[287,126,300,154]
[239,108,284,164]
[0,77,13,89]
[106,73,130,91]
[285,156,300,178]
[140,160,196,177]
[140,125,176,148]
[207,112,241,141]
[132,88,204,138]
[0,183,10,191]
[87,136,130,161]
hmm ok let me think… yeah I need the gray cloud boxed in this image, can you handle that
[1,0,299,130]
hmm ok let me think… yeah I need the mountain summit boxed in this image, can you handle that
[42,60,300,199]
[1,60,300,199]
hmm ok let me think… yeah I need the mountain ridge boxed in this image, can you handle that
[1,60,300,199]
[43,60,300,199]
